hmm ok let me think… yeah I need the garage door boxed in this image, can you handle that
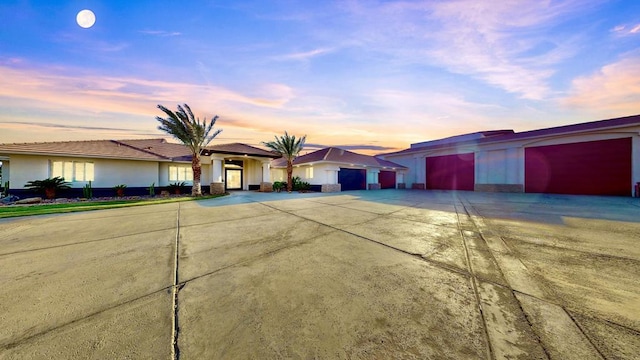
[379,170,396,189]
[339,168,366,191]
[525,137,631,196]
[426,153,475,190]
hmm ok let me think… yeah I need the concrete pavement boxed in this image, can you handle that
[1,190,639,359]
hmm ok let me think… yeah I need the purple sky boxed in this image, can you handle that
[1,1,639,154]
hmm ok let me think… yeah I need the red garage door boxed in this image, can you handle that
[525,138,631,196]
[379,170,396,189]
[426,153,475,190]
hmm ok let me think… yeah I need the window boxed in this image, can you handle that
[169,165,193,182]
[305,167,314,179]
[51,161,94,181]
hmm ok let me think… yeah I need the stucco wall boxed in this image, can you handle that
[89,158,159,187]
[244,159,262,189]
[271,168,286,182]
[383,128,640,194]
[7,154,160,189]
[6,155,49,189]
[1,160,9,186]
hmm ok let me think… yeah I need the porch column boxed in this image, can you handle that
[397,172,406,189]
[321,167,341,192]
[262,161,271,182]
[413,155,426,189]
[210,156,225,195]
[368,169,380,190]
[260,160,273,192]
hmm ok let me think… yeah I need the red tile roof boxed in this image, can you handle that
[272,147,406,169]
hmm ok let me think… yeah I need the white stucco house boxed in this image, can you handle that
[270,147,408,192]
[0,138,279,197]
[379,114,640,196]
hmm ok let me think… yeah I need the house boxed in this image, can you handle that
[379,114,640,196]
[270,147,407,192]
[0,138,279,197]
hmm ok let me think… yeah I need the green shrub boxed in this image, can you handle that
[82,181,93,199]
[148,182,156,196]
[272,181,285,192]
[113,184,127,197]
[167,182,187,195]
[2,181,8,197]
[291,176,311,192]
[24,177,71,199]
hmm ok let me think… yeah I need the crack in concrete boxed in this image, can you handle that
[1,287,172,349]
[456,201,494,360]
[565,308,607,359]
[171,203,181,360]
[0,227,175,257]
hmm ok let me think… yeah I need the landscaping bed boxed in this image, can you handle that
[0,194,226,218]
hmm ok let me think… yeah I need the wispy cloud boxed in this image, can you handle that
[274,48,334,61]
[562,53,640,115]
[611,23,640,36]
[139,30,182,37]
[335,0,601,100]
[0,63,295,118]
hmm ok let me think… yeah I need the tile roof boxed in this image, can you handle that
[117,139,192,161]
[0,138,281,161]
[271,147,407,169]
[204,143,280,158]
[383,114,640,157]
[0,139,167,161]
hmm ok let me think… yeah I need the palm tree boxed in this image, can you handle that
[156,104,222,196]
[262,131,306,193]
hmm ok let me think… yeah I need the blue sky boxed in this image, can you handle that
[1,0,639,154]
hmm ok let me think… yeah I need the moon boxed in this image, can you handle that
[76,9,96,29]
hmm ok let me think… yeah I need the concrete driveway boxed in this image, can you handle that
[1,190,639,359]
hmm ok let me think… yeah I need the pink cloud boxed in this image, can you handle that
[562,55,640,115]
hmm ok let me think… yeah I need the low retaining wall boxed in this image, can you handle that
[474,184,524,193]
[321,184,341,192]
[368,183,381,190]
[259,182,273,192]
[210,182,225,195]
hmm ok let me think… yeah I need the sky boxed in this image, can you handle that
[1,0,639,155]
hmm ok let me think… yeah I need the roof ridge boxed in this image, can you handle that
[322,147,332,160]
[111,140,172,160]
[0,138,117,146]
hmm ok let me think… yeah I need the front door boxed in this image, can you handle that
[226,169,242,190]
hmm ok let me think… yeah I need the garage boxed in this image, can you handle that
[339,168,366,191]
[379,170,396,189]
[525,137,632,196]
[426,153,475,190]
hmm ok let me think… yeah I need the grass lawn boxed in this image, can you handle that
[0,195,225,219]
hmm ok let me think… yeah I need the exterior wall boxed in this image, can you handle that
[634,136,640,195]
[6,154,160,189]
[272,164,341,185]
[6,155,48,189]
[384,127,640,195]
[1,160,9,187]
[91,158,158,187]
[243,159,262,189]
[270,168,286,182]
[273,163,403,192]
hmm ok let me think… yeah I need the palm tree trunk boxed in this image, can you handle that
[192,155,202,196]
[286,160,293,192]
